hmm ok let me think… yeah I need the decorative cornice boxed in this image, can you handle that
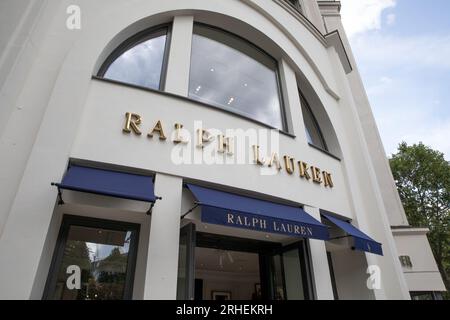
[273,0,352,75]
[274,0,327,46]
[324,30,352,73]
[317,1,341,16]
[391,226,430,236]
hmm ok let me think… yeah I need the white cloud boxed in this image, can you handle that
[340,0,450,159]
[404,121,450,158]
[340,0,396,37]
[365,74,450,159]
[386,13,396,26]
[351,33,450,69]
[366,76,393,96]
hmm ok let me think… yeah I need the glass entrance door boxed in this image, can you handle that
[176,230,313,300]
[177,223,196,300]
[264,241,312,300]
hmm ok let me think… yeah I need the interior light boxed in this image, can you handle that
[227,97,234,105]
[195,85,202,92]
[210,68,215,72]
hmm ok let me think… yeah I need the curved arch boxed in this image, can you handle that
[91,5,339,100]
[96,24,170,91]
[90,6,343,153]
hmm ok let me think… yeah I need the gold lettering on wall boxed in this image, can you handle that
[121,113,335,189]
[196,129,214,148]
[147,120,167,140]
[173,123,188,144]
[284,156,295,174]
[252,145,265,165]
[122,112,142,135]
[299,161,311,180]
[311,166,322,184]
[323,171,333,188]
[268,153,282,170]
[217,135,234,155]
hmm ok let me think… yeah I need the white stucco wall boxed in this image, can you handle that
[0,0,425,300]
[393,228,446,292]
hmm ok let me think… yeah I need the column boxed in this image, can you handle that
[304,205,335,300]
[164,15,194,96]
[278,58,305,138]
[143,173,183,299]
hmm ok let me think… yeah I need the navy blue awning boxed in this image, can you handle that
[186,184,329,240]
[321,213,383,256]
[54,165,157,202]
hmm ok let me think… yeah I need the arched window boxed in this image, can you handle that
[98,26,169,90]
[300,93,328,151]
[188,24,286,130]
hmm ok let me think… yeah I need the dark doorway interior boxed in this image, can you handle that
[179,230,312,300]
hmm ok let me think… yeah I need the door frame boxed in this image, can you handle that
[178,223,196,300]
[42,214,140,300]
[277,240,314,300]
[192,232,314,300]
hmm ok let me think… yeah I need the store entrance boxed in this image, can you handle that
[177,223,313,300]
[195,247,260,300]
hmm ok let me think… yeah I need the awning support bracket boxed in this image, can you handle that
[51,183,65,205]
[146,196,162,216]
[181,203,199,220]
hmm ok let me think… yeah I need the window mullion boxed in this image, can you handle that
[164,15,194,96]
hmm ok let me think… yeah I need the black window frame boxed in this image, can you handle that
[300,92,329,152]
[97,23,172,91]
[326,251,339,300]
[285,0,303,14]
[410,291,443,300]
[195,232,314,300]
[188,23,289,132]
[42,214,140,300]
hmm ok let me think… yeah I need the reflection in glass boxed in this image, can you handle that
[51,225,132,300]
[189,25,285,130]
[410,292,435,300]
[176,230,188,300]
[103,32,167,90]
[301,95,328,151]
[282,248,305,299]
[270,254,285,300]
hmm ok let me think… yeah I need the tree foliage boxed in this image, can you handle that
[390,142,450,294]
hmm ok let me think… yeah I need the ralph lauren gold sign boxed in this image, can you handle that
[122,112,334,189]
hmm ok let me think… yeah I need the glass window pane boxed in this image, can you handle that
[301,96,327,150]
[282,248,305,300]
[410,292,434,300]
[51,225,133,300]
[177,230,188,299]
[270,254,285,300]
[189,25,284,130]
[103,32,167,90]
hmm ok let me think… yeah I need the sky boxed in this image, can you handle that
[339,0,450,160]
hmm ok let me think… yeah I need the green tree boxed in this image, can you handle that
[389,142,450,295]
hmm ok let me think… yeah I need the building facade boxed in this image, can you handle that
[0,0,445,300]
